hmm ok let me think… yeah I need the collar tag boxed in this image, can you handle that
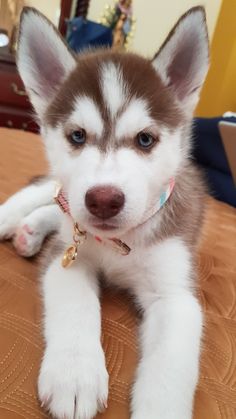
[61,222,87,268]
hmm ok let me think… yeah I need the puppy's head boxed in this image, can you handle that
[17,7,209,237]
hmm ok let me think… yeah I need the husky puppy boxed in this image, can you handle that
[0,6,209,419]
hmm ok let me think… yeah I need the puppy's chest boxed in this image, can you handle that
[89,241,158,291]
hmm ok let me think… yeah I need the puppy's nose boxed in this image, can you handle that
[85,186,125,219]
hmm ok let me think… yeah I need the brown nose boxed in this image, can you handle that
[85,186,125,219]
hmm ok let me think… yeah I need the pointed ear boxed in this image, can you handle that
[152,7,209,114]
[17,7,76,119]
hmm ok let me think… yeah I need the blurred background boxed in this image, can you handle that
[0,0,235,206]
[0,0,235,117]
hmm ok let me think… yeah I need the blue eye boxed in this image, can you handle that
[69,129,86,145]
[136,132,156,150]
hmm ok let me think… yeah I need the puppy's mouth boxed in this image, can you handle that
[92,222,119,231]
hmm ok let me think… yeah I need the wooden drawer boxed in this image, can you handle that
[0,105,39,133]
[0,68,30,109]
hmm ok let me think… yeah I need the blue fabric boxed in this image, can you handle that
[200,164,236,207]
[66,17,113,52]
[192,117,236,207]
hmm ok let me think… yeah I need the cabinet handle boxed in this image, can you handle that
[6,120,13,127]
[11,82,27,96]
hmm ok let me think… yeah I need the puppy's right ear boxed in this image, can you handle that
[152,7,209,115]
[17,7,76,119]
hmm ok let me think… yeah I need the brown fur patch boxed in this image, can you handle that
[117,132,159,154]
[147,162,207,249]
[45,50,183,152]
[27,175,49,185]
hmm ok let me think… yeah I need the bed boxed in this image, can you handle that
[0,127,235,419]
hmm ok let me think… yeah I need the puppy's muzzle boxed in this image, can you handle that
[85,186,125,219]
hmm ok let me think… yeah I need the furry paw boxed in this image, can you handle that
[13,222,44,257]
[38,347,109,419]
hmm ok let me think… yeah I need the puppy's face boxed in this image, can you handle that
[44,53,184,236]
[17,7,209,237]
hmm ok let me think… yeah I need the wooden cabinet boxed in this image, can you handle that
[0,48,39,132]
[0,0,75,132]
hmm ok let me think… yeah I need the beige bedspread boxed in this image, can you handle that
[0,127,235,419]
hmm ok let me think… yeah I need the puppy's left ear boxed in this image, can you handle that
[17,7,77,119]
[152,7,209,114]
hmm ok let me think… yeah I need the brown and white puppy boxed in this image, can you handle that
[0,6,209,419]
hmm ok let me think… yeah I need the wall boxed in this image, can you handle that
[23,0,231,116]
[26,0,61,26]
[196,0,236,116]
[88,0,222,57]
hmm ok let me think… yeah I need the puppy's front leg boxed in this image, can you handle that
[38,257,108,419]
[131,238,202,419]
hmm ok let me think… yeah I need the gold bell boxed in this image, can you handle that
[62,244,78,268]
[61,223,87,268]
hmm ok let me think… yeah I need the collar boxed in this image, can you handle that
[138,177,175,224]
[54,178,175,267]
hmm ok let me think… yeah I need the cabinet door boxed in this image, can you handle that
[0,67,30,109]
[0,105,39,132]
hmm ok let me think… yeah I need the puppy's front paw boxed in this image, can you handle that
[13,223,43,257]
[38,347,109,419]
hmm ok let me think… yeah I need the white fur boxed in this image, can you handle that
[0,182,202,419]
[71,96,104,137]
[41,125,73,180]
[83,237,202,419]
[115,98,155,140]
[129,238,202,419]
[42,123,183,240]
[38,257,108,419]
[2,6,210,419]
[13,204,61,257]
[100,62,127,117]
[0,180,55,239]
